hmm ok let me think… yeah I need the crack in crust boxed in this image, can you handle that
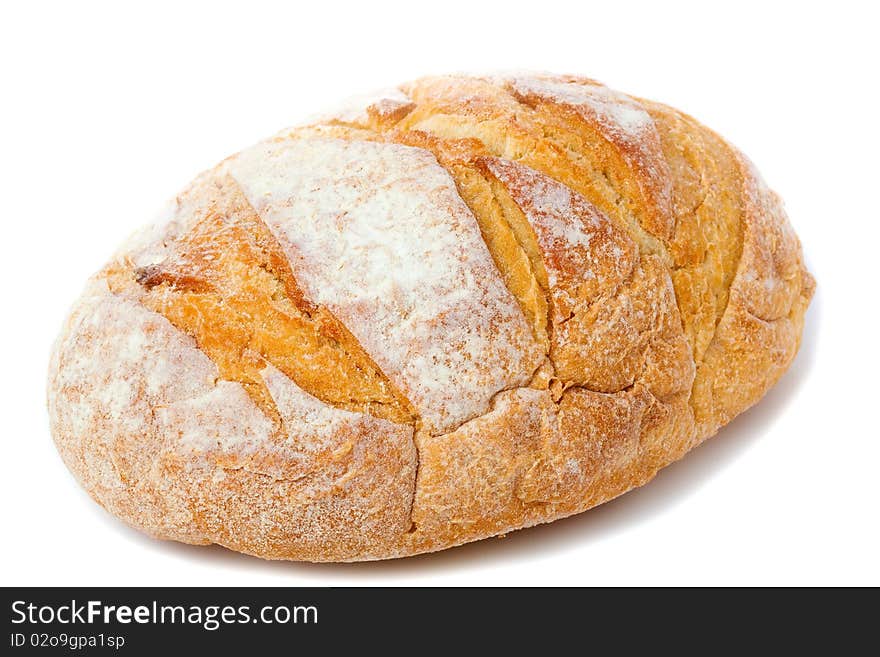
[109,172,416,427]
[47,73,814,561]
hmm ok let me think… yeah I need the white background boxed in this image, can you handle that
[1,1,877,586]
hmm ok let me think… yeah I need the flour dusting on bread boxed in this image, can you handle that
[509,76,654,140]
[229,137,543,433]
[508,74,675,239]
[482,157,637,311]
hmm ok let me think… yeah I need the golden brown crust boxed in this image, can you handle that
[48,282,418,562]
[690,153,814,437]
[47,73,813,561]
[108,172,416,426]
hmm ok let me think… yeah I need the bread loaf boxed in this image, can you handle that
[47,73,814,561]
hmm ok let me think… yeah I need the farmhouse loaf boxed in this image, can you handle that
[47,73,814,561]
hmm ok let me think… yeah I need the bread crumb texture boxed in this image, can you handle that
[47,73,814,561]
